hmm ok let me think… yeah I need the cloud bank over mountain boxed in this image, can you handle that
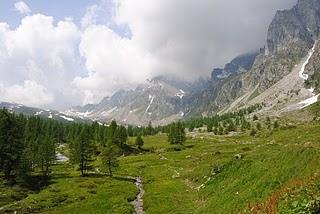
[0,0,296,109]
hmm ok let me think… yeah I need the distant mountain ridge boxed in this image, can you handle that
[64,77,201,126]
[0,102,87,123]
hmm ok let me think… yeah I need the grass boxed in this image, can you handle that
[119,123,320,213]
[1,121,320,213]
[0,163,137,214]
[248,88,260,101]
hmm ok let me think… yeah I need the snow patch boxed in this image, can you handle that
[297,41,319,109]
[299,42,316,80]
[308,87,315,93]
[217,73,231,79]
[176,89,185,99]
[299,94,319,109]
[102,107,117,116]
[145,95,155,113]
[65,110,92,119]
[34,111,43,116]
[60,115,74,122]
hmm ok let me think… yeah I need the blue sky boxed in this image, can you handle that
[0,0,97,27]
[0,0,131,38]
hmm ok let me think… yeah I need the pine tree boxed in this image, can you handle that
[36,135,55,179]
[266,117,272,130]
[135,135,144,149]
[218,125,224,135]
[69,126,95,176]
[188,123,195,132]
[146,121,154,135]
[168,121,186,145]
[101,142,119,177]
[250,128,257,136]
[0,109,24,181]
[256,122,262,131]
[207,122,213,132]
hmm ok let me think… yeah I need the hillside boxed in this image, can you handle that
[0,102,88,123]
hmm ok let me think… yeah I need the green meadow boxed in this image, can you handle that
[1,119,320,213]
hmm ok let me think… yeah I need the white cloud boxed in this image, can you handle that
[0,80,54,107]
[0,14,82,109]
[14,1,31,15]
[72,0,296,104]
[113,0,296,78]
[74,24,154,104]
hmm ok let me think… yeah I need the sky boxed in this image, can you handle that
[0,0,297,110]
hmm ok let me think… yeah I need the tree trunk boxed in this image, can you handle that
[108,160,112,177]
[4,169,11,181]
[80,159,84,176]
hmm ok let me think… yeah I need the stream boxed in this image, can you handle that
[55,152,69,162]
[130,177,145,214]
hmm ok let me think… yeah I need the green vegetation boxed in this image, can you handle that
[306,71,320,93]
[167,121,186,145]
[1,102,320,213]
[135,135,144,149]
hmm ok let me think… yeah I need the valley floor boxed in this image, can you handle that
[1,122,320,213]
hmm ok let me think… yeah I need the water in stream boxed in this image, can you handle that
[130,177,144,214]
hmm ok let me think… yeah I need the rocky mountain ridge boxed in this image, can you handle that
[0,102,87,123]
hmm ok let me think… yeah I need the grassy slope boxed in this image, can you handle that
[1,163,137,214]
[120,123,320,213]
[1,120,320,213]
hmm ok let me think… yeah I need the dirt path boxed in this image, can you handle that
[130,177,145,214]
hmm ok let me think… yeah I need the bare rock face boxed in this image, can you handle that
[305,42,320,93]
[66,77,200,126]
[211,52,258,81]
[267,0,320,56]
[195,0,320,117]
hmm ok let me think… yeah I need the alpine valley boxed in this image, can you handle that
[2,1,320,214]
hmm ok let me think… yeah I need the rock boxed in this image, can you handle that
[235,154,242,160]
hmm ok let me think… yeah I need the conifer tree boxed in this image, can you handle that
[0,109,24,181]
[70,126,95,176]
[168,121,186,145]
[101,142,119,177]
[207,122,213,132]
[135,134,144,149]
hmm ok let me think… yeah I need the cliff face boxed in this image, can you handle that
[305,42,320,93]
[200,0,320,115]
[267,0,320,55]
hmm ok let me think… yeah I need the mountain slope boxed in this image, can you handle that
[65,78,198,126]
[216,0,320,115]
[0,102,86,123]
